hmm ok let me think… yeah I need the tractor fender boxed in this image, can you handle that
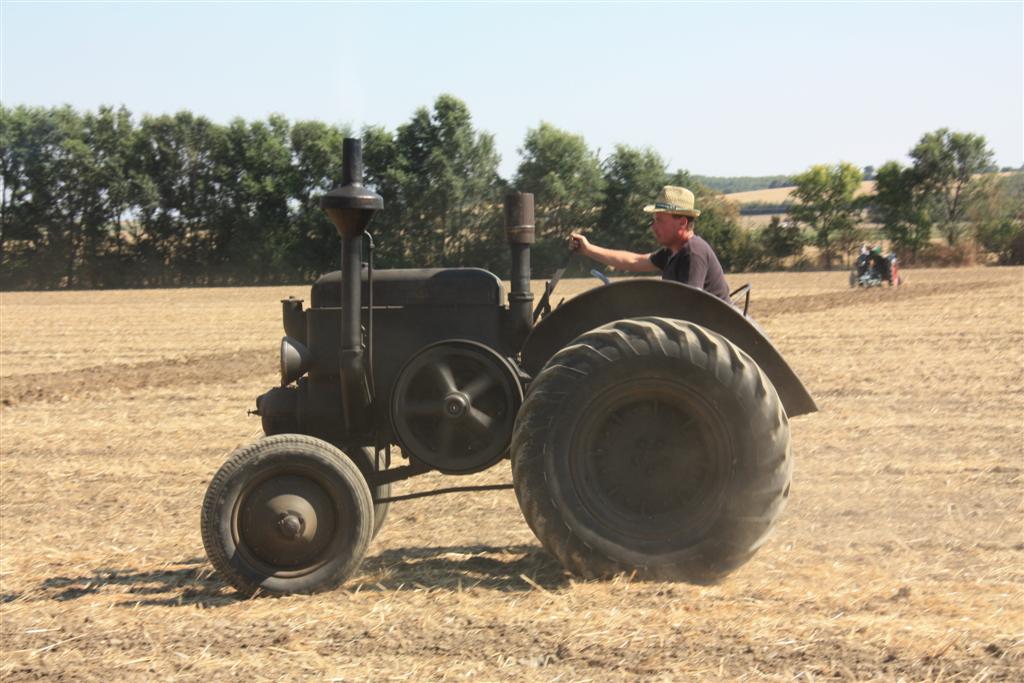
[519,279,817,417]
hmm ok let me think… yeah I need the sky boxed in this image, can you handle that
[2,1,1022,179]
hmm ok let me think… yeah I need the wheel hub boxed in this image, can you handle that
[569,380,731,544]
[444,392,470,418]
[277,512,306,540]
[239,475,336,569]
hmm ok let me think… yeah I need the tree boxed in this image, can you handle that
[871,160,933,259]
[595,145,666,251]
[131,111,228,284]
[289,119,348,277]
[514,122,604,275]
[789,162,863,269]
[72,106,135,287]
[968,172,1024,264]
[909,128,994,245]
[760,215,804,262]
[385,95,504,270]
[0,105,61,286]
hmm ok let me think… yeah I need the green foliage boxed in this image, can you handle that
[514,122,604,276]
[383,95,505,270]
[968,173,1024,264]
[0,102,1009,289]
[760,216,804,261]
[871,160,933,259]
[909,128,994,245]
[789,162,863,268]
[595,145,668,252]
[0,97,506,288]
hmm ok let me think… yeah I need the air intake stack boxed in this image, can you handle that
[320,138,383,433]
[504,192,535,350]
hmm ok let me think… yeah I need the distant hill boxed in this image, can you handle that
[724,180,878,205]
[694,175,795,194]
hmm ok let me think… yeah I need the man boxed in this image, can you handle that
[569,186,732,302]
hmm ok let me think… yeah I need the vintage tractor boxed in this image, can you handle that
[200,138,817,596]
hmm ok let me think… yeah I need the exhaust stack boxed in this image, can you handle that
[504,192,535,349]
[320,138,382,433]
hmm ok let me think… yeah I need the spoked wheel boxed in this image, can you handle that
[201,434,373,596]
[391,340,522,473]
[512,317,792,584]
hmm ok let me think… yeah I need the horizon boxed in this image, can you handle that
[2,1,1021,179]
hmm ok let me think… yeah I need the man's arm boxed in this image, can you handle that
[569,233,659,273]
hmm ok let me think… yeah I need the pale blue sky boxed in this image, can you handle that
[2,1,1022,178]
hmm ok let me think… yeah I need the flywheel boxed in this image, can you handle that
[390,340,523,474]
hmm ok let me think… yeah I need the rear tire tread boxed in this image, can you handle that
[511,317,792,583]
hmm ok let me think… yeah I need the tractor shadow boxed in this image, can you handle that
[350,544,570,592]
[19,558,239,608]
[10,545,567,607]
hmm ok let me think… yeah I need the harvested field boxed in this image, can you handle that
[1,267,1022,681]
[723,180,879,206]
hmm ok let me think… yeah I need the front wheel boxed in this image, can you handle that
[511,317,792,583]
[201,434,374,596]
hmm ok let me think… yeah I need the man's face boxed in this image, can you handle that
[651,212,692,250]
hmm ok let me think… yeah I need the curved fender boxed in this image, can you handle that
[520,279,817,417]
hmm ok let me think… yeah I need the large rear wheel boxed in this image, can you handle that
[201,434,373,596]
[511,317,792,583]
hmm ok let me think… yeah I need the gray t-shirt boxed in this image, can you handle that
[649,235,731,302]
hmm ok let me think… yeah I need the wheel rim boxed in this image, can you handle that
[391,341,521,473]
[567,378,732,548]
[232,466,341,578]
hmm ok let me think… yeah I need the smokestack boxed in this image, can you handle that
[504,192,535,349]
[320,138,382,432]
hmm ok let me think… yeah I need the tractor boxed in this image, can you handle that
[200,138,817,595]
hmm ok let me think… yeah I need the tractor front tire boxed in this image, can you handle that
[511,317,791,583]
[201,434,373,596]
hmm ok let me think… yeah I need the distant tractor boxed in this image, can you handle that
[851,248,901,288]
[201,139,817,596]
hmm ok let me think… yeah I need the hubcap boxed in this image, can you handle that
[239,474,336,569]
[444,392,470,418]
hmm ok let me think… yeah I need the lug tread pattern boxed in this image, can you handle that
[511,317,792,583]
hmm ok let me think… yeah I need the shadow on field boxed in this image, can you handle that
[13,545,566,607]
[350,544,569,592]
[16,558,238,608]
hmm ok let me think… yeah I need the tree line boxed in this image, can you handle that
[2,98,1021,290]
[0,98,748,289]
[790,130,1023,268]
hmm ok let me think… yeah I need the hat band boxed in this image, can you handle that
[655,202,690,211]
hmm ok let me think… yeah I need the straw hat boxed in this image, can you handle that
[643,186,701,218]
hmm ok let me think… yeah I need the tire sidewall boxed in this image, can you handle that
[203,435,373,595]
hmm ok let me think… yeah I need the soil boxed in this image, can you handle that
[1,267,1021,681]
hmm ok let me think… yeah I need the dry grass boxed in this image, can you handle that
[2,267,1022,681]
[723,181,878,206]
[723,172,1021,206]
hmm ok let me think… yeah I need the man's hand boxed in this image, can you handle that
[569,232,591,255]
